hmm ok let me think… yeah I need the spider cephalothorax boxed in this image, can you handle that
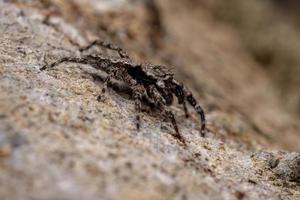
[41,40,206,143]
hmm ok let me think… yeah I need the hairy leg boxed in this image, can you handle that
[40,55,130,103]
[163,109,186,144]
[90,73,134,99]
[79,40,129,59]
[40,54,114,71]
[133,93,142,131]
[40,57,90,71]
[147,85,166,108]
[184,88,206,137]
[131,85,147,131]
[175,83,189,118]
[146,84,185,143]
[40,55,131,76]
[97,74,113,101]
[182,100,189,118]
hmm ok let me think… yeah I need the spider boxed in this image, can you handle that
[40,40,206,142]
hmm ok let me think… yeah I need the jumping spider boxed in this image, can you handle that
[41,40,206,142]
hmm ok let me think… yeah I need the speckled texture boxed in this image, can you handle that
[272,153,300,182]
[0,1,299,200]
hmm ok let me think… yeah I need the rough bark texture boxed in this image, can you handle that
[0,1,299,200]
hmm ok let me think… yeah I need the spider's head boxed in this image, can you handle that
[127,64,174,89]
[143,64,174,88]
[140,64,176,105]
[144,64,173,78]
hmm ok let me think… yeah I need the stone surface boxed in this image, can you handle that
[0,1,299,200]
[273,152,300,182]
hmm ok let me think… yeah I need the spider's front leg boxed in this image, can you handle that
[147,85,166,108]
[179,86,206,137]
[146,85,185,143]
[162,109,186,144]
[174,83,189,118]
[164,109,179,135]
[97,74,113,101]
[182,100,189,118]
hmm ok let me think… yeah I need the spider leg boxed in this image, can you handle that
[40,55,114,71]
[145,86,182,140]
[182,100,189,118]
[40,57,90,71]
[40,55,130,75]
[163,109,185,144]
[90,73,134,97]
[147,85,166,108]
[40,55,129,103]
[164,110,179,135]
[173,81,189,118]
[40,56,115,101]
[134,97,142,131]
[184,88,206,137]
[146,84,185,142]
[79,40,129,59]
[97,74,113,101]
[132,85,146,131]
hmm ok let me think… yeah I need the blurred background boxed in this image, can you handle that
[213,0,300,118]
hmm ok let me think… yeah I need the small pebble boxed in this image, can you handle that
[272,152,300,183]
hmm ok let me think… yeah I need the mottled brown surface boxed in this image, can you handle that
[0,1,299,200]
